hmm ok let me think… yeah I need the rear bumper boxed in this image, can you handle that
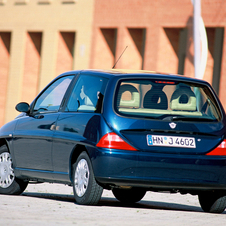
[90,148,226,191]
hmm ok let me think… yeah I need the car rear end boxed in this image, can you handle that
[92,72,226,193]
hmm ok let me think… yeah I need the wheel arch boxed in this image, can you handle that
[69,144,88,182]
[0,138,10,151]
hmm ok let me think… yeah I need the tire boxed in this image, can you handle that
[0,145,28,195]
[72,151,103,205]
[112,187,146,204]
[198,191,226,213]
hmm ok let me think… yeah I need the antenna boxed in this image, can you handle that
[112,46,128,69]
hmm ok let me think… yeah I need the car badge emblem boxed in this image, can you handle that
[169,122,177,129]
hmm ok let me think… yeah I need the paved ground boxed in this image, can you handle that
[0,183,225,226]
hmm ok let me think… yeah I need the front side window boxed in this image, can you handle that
[33,76,74,113]
[115,79,222,122]
[66,74,108,112]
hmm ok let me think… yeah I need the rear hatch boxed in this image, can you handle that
[106,76,226,155]
[119,120,224,155]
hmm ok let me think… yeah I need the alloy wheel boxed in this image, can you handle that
[0,152,15,188]
[74,159,90,197]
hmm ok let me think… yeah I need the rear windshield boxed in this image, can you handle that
[114,79,222,122]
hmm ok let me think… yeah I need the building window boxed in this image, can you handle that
[0,32,11,126]
[22,32,42,103]
[92,28,117,69]
[38,0,52,4]
[56,32,76,75]
[15,0,29,4]
[0,0,7,5]
[62,0,77,3]
[210,28,224,95]
[158,28,187,75]
[177,28,188,75]
[127,28,146,70]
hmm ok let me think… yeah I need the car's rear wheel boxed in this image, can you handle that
[72,151,103,205]
[112,187,146,204]
[198,191,226,213]
[0,145,28,195]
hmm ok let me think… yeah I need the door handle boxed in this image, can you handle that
[34,115,44,119]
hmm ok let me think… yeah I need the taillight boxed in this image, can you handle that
[96,132,137,151]
[206,140,226,156]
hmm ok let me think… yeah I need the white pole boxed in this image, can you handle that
[191,0,208,80]
[194,0,201,79]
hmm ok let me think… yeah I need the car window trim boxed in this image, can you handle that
[62,73,109,114]
[58,73,81,112]
[113,77,223,122]
[59,73,81,112]
[29,74,77,116]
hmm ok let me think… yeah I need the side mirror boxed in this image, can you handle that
[15,102,30,113]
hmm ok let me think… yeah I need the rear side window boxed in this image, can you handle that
[66,74,108,112]
[115,79,222,122]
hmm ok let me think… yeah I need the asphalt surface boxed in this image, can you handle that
[0,183,225,225]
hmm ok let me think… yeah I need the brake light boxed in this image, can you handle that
[206,140,226,156]
[96,132,137,151]
[155,81,175,84]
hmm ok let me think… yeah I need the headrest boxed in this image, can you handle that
[170,86,196,111]
[143,87,168,110]
[117,84,140,108]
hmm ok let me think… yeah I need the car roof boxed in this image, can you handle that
[59,69,209,86]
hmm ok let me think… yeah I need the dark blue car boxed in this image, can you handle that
[1,69,226,213]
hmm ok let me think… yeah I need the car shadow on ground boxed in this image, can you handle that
[22,192,210,214]
[99,197,203,213]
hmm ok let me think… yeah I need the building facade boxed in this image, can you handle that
[0,0,226,126]
[90,0,226,102]
[0,0,94,124]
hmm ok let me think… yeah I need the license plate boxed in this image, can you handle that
[147,135,196,148]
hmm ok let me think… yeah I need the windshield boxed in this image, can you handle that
[114,79,222,122]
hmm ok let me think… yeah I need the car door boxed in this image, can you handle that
[51,73,108,181]
[13,75,74,173]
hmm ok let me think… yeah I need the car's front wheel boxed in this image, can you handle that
[112,187,146,204]
[0,145,28,195]
[198,191,226,213]
[72,151,103,205]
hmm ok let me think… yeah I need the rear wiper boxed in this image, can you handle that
[171,116,217,122]
[144,116,157,119]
